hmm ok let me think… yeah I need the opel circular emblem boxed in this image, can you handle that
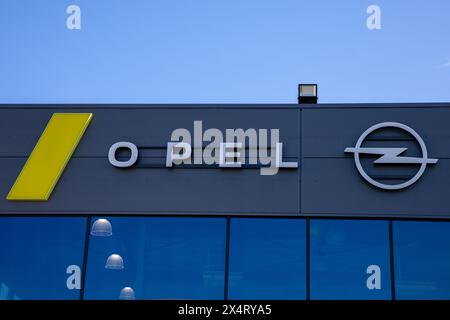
[345,122,438,190]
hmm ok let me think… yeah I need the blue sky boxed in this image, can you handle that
[0,0,449,104]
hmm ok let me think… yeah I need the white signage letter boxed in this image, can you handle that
[275,143,298,168]
[108,142,138,168]
[219,142,242,168]
[166,142,192,167]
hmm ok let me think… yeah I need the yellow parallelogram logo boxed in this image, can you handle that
[7,113,93,201]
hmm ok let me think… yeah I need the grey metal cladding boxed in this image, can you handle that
[0,105,300,215]
[301,158,450,217]
[301,106,450,218]
[1,104,450,218]
[0,158,299,214]
[0,107,300,157]
[302,107,450,158]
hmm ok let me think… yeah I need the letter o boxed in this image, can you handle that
[108,142,138,167]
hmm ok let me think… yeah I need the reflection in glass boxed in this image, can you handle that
[310,219,391,300]
[91,219,113,237]
[84,217,226,300]
[394,221,450,299]
[0,217,86,300]
[119,287,135,300]
[228,218,306,300]
[105,254,124,270]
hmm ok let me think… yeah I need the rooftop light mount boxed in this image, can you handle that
[298,84,318,104]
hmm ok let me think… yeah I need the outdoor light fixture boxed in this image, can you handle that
[298,84,318,104]
[91,218,113,237]
[105,254,124,269]
[119,287,136,300]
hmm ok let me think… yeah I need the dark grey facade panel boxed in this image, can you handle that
[301,106,450,218]
[301,158,450,217]
[0,108,300,157]
[0,104,449,218]
[0,106,300,215]
[0,158,299,214]
[302,107,450,158]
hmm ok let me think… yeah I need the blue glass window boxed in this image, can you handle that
[0,217,87,300]
[84,217,226,300]
[310,219,391,300]
[393,221,450,299]
[228,218,306,300]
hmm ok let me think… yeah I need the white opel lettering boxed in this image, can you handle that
[109,121,298,176]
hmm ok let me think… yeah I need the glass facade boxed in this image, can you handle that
[393,221,450,300]
[84,217,226,300]
[0,217,86,300]
[228,219,306,300]
[310,220,391,300]
[0,216,449,300]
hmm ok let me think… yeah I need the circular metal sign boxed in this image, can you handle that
[345,122,438,190]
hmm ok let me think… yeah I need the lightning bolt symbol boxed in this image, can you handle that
[344,147,438,164]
